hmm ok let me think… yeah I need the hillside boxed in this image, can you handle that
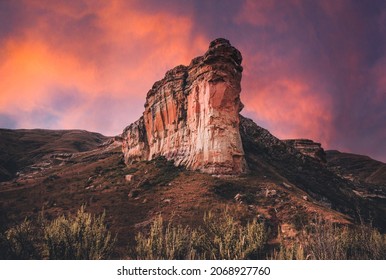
[326,150,386,185]
[0,129,351,257]
[0,129,108,182]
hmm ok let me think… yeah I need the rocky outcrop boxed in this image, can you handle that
[122,38,248,174]
[283,139,326,163]
[239,116,357,212]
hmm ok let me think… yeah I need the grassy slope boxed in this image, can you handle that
[0,129,108,181]
[326,150,386,184]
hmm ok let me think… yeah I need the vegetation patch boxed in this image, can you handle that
[272,218,386,260]
[44,206,116,260]
[290,211,309,231]
[211,180,258,204]
[137,157,184,189]
[132,209,267,260]
[0,206,116,260]
[212,182,244,200]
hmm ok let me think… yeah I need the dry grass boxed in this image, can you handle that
[271,217,386,260]
[0,219,42,259]
[132,209,267,260]
[0,206,116,260]
[44,206,116,260]
[133,215,201,259]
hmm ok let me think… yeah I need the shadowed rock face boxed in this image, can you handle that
[283,139,326,163]
[122,38,248,174]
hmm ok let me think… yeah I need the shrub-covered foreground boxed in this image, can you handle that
[0,206,116,260]
[133,212,386,260]
[133,209,267,260]
[1,207,385,260]
[272,218,386,260]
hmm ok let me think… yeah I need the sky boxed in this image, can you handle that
[0,0,385,162]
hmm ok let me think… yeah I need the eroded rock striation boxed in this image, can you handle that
[283,139,326,163]
[122,38,248,174]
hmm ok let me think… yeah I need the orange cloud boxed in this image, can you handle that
[0,40,91,108]
[0,0,208,134]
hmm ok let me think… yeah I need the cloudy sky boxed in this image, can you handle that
[1,0,385,162]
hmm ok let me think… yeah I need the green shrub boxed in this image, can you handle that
[44,206,116,260]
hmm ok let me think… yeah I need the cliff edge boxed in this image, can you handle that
[122,38,248,174]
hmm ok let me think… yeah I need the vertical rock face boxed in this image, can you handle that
[122,38,248,174]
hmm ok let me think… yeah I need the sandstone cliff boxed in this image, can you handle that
[122,38,248,174]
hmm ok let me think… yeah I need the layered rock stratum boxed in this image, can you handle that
[284,139,326,163]
[122,38,248,174]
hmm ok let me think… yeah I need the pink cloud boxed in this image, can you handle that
[0,0,208,135]
[242,76,333,145]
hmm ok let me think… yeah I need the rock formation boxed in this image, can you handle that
[283,139,326,163]
[122,38,248,174]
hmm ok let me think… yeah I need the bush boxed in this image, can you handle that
[303,219,386,260]
[344,224,386,259]
[1,219,41,259]
[290,212,308,231]
[44,206,116,260]
[134,215,201,260]
[132,209,267,260]
[303,218,348,260]
[0,232,7,259]
[200,210,266,260]
[272,218,386,260]
[0,206,116,259]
